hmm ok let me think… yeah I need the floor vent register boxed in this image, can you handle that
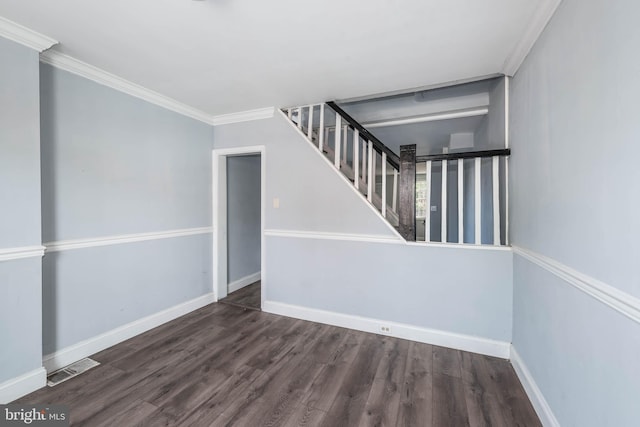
[47,358,100,387]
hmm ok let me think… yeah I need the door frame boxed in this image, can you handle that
[212,145,266,308]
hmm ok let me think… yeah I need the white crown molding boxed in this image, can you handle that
[0,245,46,262]
[211,107,275,126]
[513,246,640,324]
[45,226,212,253]
[510,346,560,427]
[39,50,213,125]
[265,229,403,245]
[264,300,510,359]
[42,293,215,373]
[228,271,261,294]
[39,50,275,127]
[0,367,47,404]
[0,16,57,52]
[502,0,562,76]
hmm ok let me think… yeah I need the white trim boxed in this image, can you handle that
[510,346,560,427]
[406,241,511,251]
[362,107,488,129]
[39,50,276,127]
[265,229,511,251]
[211,146,266,308]
[39,50,213,124]
[44,227,212,253]
[278,110,405,241]
[263,301,510,359]
[0,368,47,404]
[0,246,45,262]
[513,246,640,324]
[0,16,57,52]
[228,271,261,294]
[42,293,215,373]
[265,229,402,245]
[502,0,562,76]
[505,77,510,245]
[211,107,275,126]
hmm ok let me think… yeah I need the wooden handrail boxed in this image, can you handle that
[416,148,510,163]
[326,101,401,169]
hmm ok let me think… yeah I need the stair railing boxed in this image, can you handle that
[413,148,511,245]
[283,103,511,246]
[285,103,401,230]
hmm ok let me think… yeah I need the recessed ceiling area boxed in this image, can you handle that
[369,116,488,157]
[340,78,506,156]
[0,0,557,116]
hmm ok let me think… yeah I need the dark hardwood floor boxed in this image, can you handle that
[219,281,261,311]
[18,303,541,426]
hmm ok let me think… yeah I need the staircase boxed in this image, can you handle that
[283,100,512,246]
[283,102,400,230]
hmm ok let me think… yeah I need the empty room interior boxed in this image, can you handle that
[0,0,638,426]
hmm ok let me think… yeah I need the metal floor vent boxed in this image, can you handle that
[47,358,100,387]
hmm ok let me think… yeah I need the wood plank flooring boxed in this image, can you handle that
[219,281,261,311]
[18,303,541,426]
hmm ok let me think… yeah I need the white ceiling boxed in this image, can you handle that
[0,0,556,117]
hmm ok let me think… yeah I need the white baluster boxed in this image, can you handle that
[353,130,360,190]
[362,139,367,181]
[492,156,501,245]
[505,157,510,245]
[367,141,373,202]
[319,104,325,151]
[458,159,464,244]
[381,152,387,218]
[372,149,377,196]
[475,157,481,244]
[343,125,348,164]
[297,107,302,129]
[392,169,398,212]
[287,108,292,120]
[442,160,448,243]
[334,115,342,169]
[426,161,432,242]
[307,105,313,140]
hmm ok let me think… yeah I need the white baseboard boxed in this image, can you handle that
[42,293,215,373]
[510,346,560,427]
[263,301,510,359]
[0,368,47,404]
[228,271,261,294]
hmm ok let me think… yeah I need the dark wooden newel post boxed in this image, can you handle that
[398,144,416,241]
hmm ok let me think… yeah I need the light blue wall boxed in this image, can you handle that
[42,235,211,354]
[227,155,261,284]
[0,259,42,384]
[267,237,512,341]
[510,0,640,298]
[40,64,213,242]
[213,114,397,237]
[475,78,506,150]
[510,0,640,425]
[0,37,41,248]
[215,113,513,343]
[513,257,639,426]
[0,37,43,385]
[40,65,214,354]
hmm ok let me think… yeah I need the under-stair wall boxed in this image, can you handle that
[213,112,513,357]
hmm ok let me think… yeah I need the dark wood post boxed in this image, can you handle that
[398,144,416,241]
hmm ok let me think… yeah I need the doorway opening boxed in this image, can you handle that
[212,146,265,311]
